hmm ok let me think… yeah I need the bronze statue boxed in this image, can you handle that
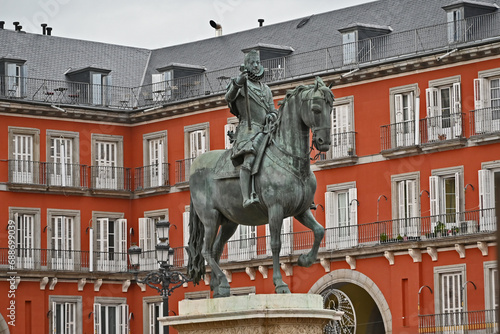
[187,74,334,298]
[225,50,277,208]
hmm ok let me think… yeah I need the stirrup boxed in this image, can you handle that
[243,192,260,208]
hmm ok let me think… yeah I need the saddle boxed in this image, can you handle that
[213,133,270,180]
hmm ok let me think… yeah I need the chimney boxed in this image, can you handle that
[46,27,52,36]
[13,22,20,31]
[209,20,222,37]
[41,23,47,35]
[0,21,5,29]
[258,19,264,27]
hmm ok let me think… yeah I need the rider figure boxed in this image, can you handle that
[225,50,277,208]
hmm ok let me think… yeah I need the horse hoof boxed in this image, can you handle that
[275,284,291,294]
[298,254,313,267]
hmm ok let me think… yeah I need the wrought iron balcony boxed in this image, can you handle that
[134,163,170,190]
[1,11,499,109]
[419,309,498,334]
[175,158,195,185]
[318,131,357,161]
[7,160,88,188]
[90,165,132,191]
[380,120,418,151]
[420,112,465,144]
[470,107,500,136]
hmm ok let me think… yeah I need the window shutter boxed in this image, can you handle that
[408,92,414,120]
[398,181,406,220]
[426,88,439,141]
[52,302,57,334]
[117,219,128,268]
[395,94,403,123]
[474,78,488,133]
[479,169,493,210]
[454,172,461,216]
[325,192,335,229]
[93,303,101,334]
[408,180,418,218]
[224,123,237,149]
[183,211,190,266]
[348,188,358,225]
[429,176,440,220]
[66,302,76,334]
[120,304,129,334]
[452,82,462,137]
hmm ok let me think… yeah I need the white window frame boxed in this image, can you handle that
[46,130,80,187]
[434,264,466,327]
[429,166,464,229]
[474,68,500,134]
[479,161,500,232]
[8,127,40,184]
[92,134,124,190]
[446,7,464,43]
[325,182,358,250]
[391,172,420,237]
[327,96,355,159]
[183,206,190,266]
[184,123,209,160]
[49,296,82,334]
[426,76,462,141]
[484,261,498,311]
[224,117,238,149]
[389,84,420,148]
[152,70,173,102]
[47,209,81,271]
[142,296,163,334]
[5,61,27,98]
[342,30,358,65]
[143,131,168,188]
[90,72,111,106]
[92,211,127,272]
[94,297,128,334]
[9,207,41,270]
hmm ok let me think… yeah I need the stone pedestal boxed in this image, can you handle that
[159,293,342,334]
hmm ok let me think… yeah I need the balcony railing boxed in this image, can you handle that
[319,131,356,161]
[470,107,500,136]
[419,309,498,334]
[381,120,418,151]
[1,12,499,109]
[90,165,131,191]
[134,163,170,190]
[175,157,195,184]
[8,160,88,188]
[420,112,465,144]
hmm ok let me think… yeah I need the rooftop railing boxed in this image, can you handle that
[1,11,499,109]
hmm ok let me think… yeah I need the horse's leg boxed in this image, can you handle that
[269,205,290,294]
[295,209,325,267]
[213,219,238,264]
[200,210,230,298]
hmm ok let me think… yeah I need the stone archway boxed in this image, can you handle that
[309,269,392,334]
[0,313,10,334]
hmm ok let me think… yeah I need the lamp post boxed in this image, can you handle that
[128,221,191,334]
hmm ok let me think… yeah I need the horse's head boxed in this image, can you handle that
[301,77,334,152]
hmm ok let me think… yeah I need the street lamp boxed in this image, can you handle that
[128,220,191,334]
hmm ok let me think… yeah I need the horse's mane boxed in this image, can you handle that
[277,77,334,111]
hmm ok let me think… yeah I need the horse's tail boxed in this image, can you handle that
[187,198,205,285]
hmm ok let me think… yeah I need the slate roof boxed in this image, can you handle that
[0,0,498,88]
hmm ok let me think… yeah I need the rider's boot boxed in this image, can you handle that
[241,166,259,208]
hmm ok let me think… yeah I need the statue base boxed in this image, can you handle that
[159,293,343,334]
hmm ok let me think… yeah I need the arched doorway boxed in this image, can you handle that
[309,269,392,334]
[0,313,10,334]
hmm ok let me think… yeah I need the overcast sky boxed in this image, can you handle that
[2,0,374,49]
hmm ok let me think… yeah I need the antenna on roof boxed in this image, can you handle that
[209,20,222,37]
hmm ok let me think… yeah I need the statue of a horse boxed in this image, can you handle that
[187,77,334,297]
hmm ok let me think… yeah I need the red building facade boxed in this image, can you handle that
[0,1,498,333]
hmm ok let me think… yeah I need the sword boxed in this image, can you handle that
[240,65,251,130]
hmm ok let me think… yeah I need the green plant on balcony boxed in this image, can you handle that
[380,233,388,243]
[434,221,446,236]
[396,234,403,242]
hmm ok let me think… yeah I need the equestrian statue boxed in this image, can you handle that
[187,50,334,297]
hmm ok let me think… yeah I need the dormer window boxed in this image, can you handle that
[66,67,112,106]
[443,1,498,44]
[338,24,392,66]
[152,63,205,102]
[1,58,27,98]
